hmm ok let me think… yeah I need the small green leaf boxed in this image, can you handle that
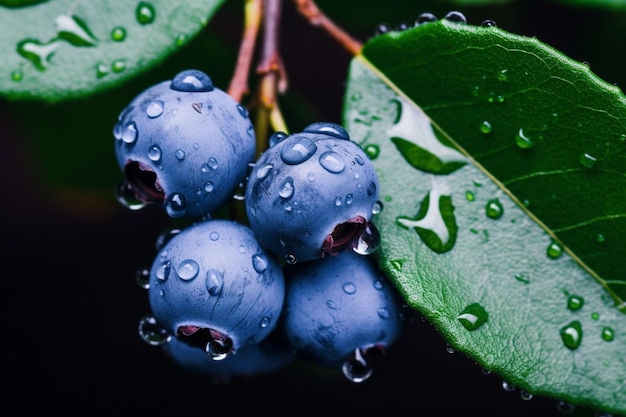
[0,0,226,102]
[343,19,625,414]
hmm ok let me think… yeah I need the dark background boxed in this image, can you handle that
[2,0,624,415]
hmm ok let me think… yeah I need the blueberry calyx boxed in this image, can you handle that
[123,161,164,204]
[176,325,234,357]
[321,216,367,256]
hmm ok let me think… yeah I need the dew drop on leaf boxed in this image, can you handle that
[485,198,504,219]
[567,295,584,311]
[111,26,126,42]
[547,241,563,259]
[601,327,614,342]
[479,120,492,134]
[136,2,156,25]
[515,128,535,149]
[363,144,380,160]
[457,303,489,331]
[579,153,597,168]
[560,320,583,350]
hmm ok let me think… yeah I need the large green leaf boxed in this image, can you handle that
[343,19,625,414]
[0,0,226,102]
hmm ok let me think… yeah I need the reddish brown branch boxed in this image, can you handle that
[228,0,263,102]
[292,0,362,55]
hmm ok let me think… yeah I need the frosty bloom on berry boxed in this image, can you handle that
[244,122,381,264]
[113,69,256,219]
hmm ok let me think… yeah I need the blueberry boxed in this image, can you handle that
[162,331,296,383]
[147,219,285,359]
[244,122,381,264]
[279,251,408,380]
[113,69,256,219]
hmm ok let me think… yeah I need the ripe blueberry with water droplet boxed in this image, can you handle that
[147,219,285,359]
[113,69,256,218]
[279,251,408,380]
[244,122,381,263]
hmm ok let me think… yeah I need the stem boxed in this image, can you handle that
[256,0,289,139]
[227,0,263,102]
[292,0,362,55]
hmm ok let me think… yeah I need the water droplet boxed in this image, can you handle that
[601,326,614,342]
[595,233,605,243]
[54,14,98,46]
[175,33,187,46]
[281,137,317,165]
[204,181,214,193]
[342,348,373,383]
[457,303,489,331]
[138,315,171,346]
[415,12,437,25]
[514,273,530,284]
[444,11,466,24]
[497,69,509,82]
[485,198,504,219]
[364,144,380,160]
[465,190,475,201]
[396,181,457,253]
[334,197,342,207]
[177,259,199,281]
[479,120,492,134]
[170,69,213,92]
[147,145,162,162]
[115,180,146,210]
[374,23,391,35]
[560,320,583,349]
[547,241,563,259]
[377,307,390,319]
[175,149,185,160]
[111,26,126,41]
[591,312,600,320]
[390,259,403,271]
[121,121,137,144]
[567,295,584,311]
[252,253,269,274]
[136,2,156,25]
[146,100,164,118]
[372,200,383,214]
[343,282,357,294]
[446,344,455,354]
[209,232,219,241]
[206,338,233,361]
[481,19,497,27]
[165,193,186,217]
[96,62,108,78]
[579,153,597,168]
[206,269,224,296]
[353,222,380,255]
[135,267,150,289]
[520,390,533,401]
[516,128,535,149]
[319,151,346,173]
[269,131,288,147]
[111,59,126,73]
[260,316,270,328]
[279,177,294,199]
[502,380,515,392]
[17,39,60,71]
[303,122,350,140]
[11,69,23,81]
[155,260,171,281]
[345,194,353,205]
[285,254,297,265]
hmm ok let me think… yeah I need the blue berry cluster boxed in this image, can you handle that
[116,70,409,383]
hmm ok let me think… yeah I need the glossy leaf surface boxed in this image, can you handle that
[0,0,225,102]
[343,19,625,414]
